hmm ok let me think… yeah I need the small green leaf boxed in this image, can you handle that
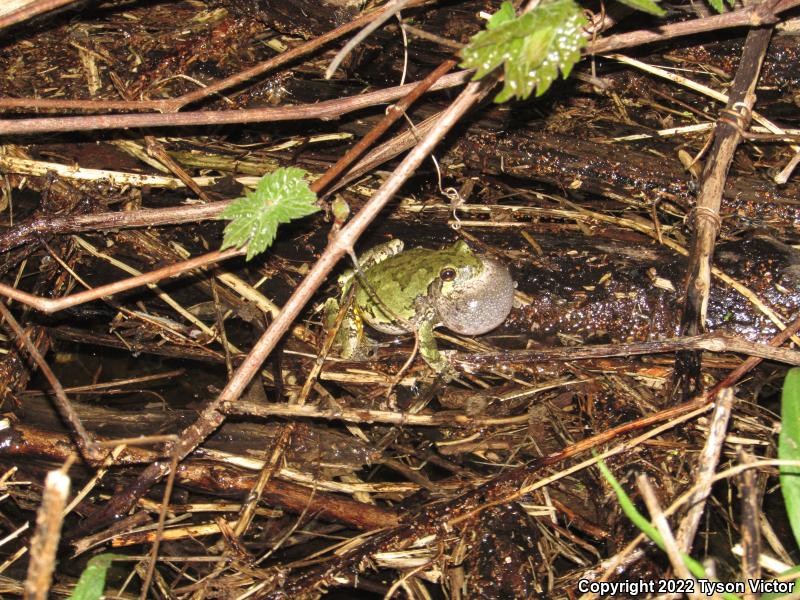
[613,0,666,17]
[68,553,125,600]
[219,167,319,261]
[460,0,588,102]
[780,368,800,550]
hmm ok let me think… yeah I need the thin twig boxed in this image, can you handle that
[325,0,411,80]
[675,388,734,553]
[0,302,100,462]
[0,247,243,314]
[0,71,471,136]
[23,467,71,600]
[676,25,774,394]
[138,438,180,600]
[711,313,800,394]
[589,0,798,54]
[224,400,539,427]
[637,475,702,600]
[738,449,762,600]
[313,59,457,194]
[455,333,800,368]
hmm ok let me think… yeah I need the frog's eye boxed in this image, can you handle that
[439,267,457,281]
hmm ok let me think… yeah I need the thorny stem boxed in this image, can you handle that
[0,71,471,136]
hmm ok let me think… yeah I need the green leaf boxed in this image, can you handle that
[612,0,666,17]
[460,0,589,102]
[219,167,319,261]
[780,368,800,549]
[68,553,125,600]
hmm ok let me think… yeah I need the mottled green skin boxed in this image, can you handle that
[325,240,513,374]
[354,241,484,335]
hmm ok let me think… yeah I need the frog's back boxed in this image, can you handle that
[355,247,443,333]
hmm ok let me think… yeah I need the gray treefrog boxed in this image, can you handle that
[325,239,515,374]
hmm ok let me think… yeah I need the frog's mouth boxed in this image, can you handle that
[433,258,515,336]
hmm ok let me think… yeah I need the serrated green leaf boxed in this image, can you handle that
[613,0,666,17]
[780,368,800,550]
[219,167,319,261]
[486,0,515,29]
[68,553,125,600]
[460,0,589,103]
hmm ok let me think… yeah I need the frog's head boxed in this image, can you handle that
[431,241,515,336]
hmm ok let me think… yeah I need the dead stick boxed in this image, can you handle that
[674,388,734,553]
[737,449,762,600]
[590,0,794,54]
[0,201,232,253]
[677,25,774,393]
[23,468,71,600]
[312,59,457,193]
[0,71,471,136]
[456,332,800,367]
[710,311,800,396]
[0,422,397,532]
[0,247,243,314]
[0,302,101,462]
[638,475,701,599]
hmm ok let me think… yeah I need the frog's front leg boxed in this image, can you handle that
[324,297,363,359]
[417,320,452,376]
